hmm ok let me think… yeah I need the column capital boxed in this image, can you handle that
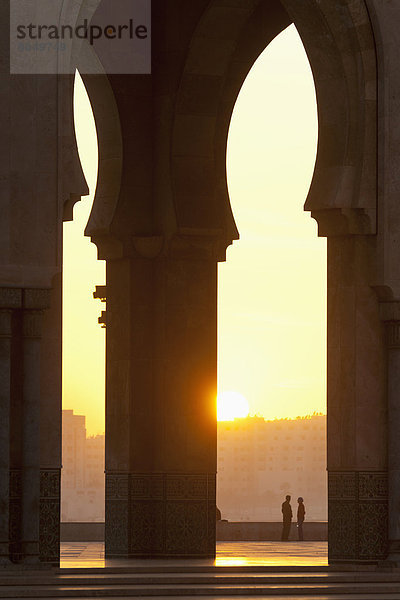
[309,207,375,237]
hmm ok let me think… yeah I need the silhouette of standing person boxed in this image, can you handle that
[281,494,292,541]
[297,497,305,541]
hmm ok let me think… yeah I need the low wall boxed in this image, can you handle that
[217,521,327,541]
[60,522,104,542]
[61,521,327,542]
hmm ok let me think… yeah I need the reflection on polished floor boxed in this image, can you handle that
[2,543,399,599]
[60,541,328,569]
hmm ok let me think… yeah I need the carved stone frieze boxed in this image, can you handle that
[9,470,22,562]
[0,288,22,309]
[39,469,60,563]
[328,472,388,562]
[23,289,51,310]
[40,469,60,499]
[105,474,129,556]
[105,472,128,499]
[105,472,216,557]
[166,500,209,555]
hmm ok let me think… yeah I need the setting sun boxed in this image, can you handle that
[217,391,250,421]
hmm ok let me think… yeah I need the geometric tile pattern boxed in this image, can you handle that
[8,468,61,563]
[39,469,61,563]
[105,472,216,557]
[328,471,388,562]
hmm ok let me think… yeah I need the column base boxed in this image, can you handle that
[105,472,216,558]
[328,471,388,563]
[39,469,61,564]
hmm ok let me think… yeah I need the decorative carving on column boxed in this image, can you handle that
[105,473,129,556]
[129,474,164,555]
[105,472,216,558]
[0,288,22,309]
[9,470,22,563]
[328,472,388,561]
[39,469,60,563]
[164,474,215,556]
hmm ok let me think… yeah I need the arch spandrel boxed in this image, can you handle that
[59,0,102,224]
[171,0,378,244]
[56,0,123,260]
[82,73,123,261]
[284,0,377,234]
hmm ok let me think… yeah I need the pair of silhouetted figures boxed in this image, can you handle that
[281,495,305,541]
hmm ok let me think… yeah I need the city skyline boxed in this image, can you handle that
[61,409,327,524]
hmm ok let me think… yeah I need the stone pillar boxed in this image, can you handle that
[380,303,400,561]
[20,308,43,562]
[326,236,388,563]
[105,238,218,558]
[0,288,23,563]
[386,320,400,559]
[39,278,62,565]
[19,290,50,563]
[0,309,12,562]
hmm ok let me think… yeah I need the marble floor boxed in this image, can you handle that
[60,541,329,569]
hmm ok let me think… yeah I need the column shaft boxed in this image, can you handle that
[386,320,400,557]
[327,237,387,563]
[20,309,43,562]
[0,310,12,562]
[105,252,218,557]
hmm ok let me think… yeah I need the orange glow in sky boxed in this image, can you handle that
[219,24,324,422]
[63,25,325,435]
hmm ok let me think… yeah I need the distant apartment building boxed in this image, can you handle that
[61,410,105,522]
[61,410,326,523]
[217,414,327,522]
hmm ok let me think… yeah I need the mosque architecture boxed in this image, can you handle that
[0,0,400,566]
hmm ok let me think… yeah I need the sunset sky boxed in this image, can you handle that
[63,24,326,436]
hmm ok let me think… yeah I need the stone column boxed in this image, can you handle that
[105,237,218,558]
[326,236,387,563]
[20,308,43,562]
[0,309,12,563]
[19,289,50,563]
[381,303,400,561]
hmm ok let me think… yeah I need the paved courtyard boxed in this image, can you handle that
[60,541,328,568]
